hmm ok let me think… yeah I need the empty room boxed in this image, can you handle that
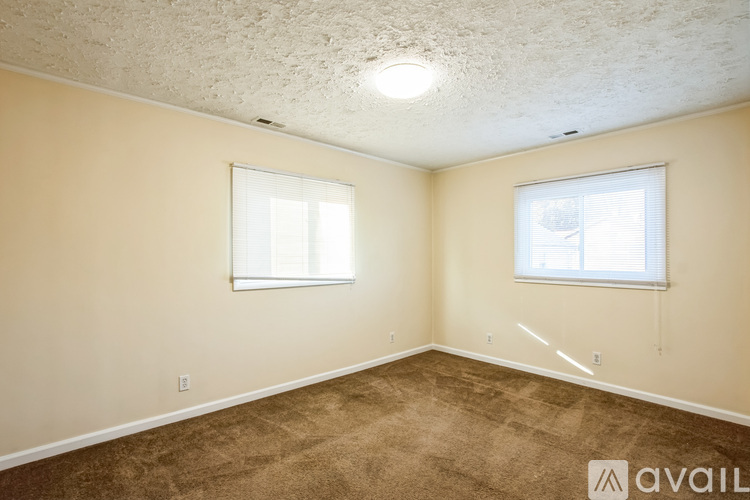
[1,1,749,498]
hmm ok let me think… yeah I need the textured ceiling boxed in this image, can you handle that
[1,0,748,170]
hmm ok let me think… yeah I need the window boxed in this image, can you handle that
[514,163,666,290]
[231,163,355,291]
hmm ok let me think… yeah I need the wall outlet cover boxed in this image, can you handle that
[592,352,602,366]
[179,374,190,392]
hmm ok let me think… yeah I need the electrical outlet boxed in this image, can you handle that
[179,374,190,392]
[592,352,602,366]
[389,331,395,343]
[486,332,493,344]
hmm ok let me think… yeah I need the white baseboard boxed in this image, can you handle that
[0,345,432,472]
[3,343,747,472]
[432,344,750,427]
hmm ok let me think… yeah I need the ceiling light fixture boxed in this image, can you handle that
[376,63,433,99]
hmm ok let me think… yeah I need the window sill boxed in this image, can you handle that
[514,277,667,291]
[233,279,355,291]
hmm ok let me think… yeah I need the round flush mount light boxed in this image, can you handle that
[376,63,433,99]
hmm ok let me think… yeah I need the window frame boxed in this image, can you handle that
[514,163,667,290]
[231,163,356,291]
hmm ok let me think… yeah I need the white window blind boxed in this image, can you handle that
[514,164,666,290]
[232,164,355,291]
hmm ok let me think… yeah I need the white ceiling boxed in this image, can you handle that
[1,0,748,170]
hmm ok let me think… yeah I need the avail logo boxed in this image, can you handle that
[589,461,628,500]
[588,460,750,498]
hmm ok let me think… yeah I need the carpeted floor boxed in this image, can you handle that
[1,350,749,499]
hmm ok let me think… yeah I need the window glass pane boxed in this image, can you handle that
[318,201,352,276]
[531,197,580,270]
[270,198,308,277]
[583,189,645,272]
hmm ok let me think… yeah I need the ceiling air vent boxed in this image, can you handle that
[253,117,286,129]
[548,129,580,140]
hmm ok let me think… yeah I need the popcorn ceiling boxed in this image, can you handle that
[0,0,748,169]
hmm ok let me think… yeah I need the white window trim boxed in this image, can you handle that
[514,163,667,291]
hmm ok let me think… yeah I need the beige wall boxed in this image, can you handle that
[434,105,750,415]
[0,69,433,456]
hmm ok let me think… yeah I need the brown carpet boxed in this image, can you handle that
[1,350,749,499]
